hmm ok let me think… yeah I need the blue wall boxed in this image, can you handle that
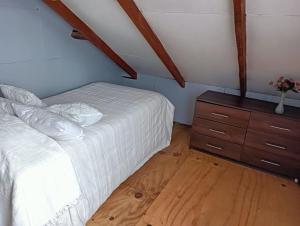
[0,0,122,98]
[118,74,300,125]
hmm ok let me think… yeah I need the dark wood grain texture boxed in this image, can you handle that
[198,91,300,121]
[193,118,246,144]
[233,0,247,97]
[245,131,300,159]
[195,101,250,128]
[191,91,300,180]
[190,132,242,161]
[242,147,300,179]
[249,112,300,138]
[43,0,137,79]
[117,0,185,87]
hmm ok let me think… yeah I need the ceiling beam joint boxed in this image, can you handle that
[117,0,185,88]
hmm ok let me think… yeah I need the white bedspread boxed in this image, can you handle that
[0,82,174,226]
[0,114,81,226]
[44,82,175,225]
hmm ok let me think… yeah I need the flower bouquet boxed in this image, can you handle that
[269,76,300,114]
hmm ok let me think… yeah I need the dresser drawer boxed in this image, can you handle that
[192,118,246,144]
[245,131,300,159]
[190,132,242,161]
[249,112,300,138]
[195,102,250,128]
[241,147,300,179]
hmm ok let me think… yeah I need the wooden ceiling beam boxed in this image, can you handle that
[43,0,137,79]
[117,0,185,88]
[233,0,247,97]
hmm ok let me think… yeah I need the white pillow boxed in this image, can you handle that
[0,97,15,115]
[0,84,46,107]
[12,103,83,141]
[47,103,103,127]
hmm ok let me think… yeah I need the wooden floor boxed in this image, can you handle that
[87,123,300,226]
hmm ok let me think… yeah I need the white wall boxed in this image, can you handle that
[247,0,300,100]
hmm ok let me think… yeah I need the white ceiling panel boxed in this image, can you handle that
[247,0,300,15]
[135,0,233,14]
[247,15,300,99]
[61,0,171,78]
[142,12,239,88]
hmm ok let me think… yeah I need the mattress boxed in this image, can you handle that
[42,82,175,225]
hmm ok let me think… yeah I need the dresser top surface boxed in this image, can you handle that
[197,91,300,120]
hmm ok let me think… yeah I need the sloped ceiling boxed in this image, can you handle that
[61,0,239,89]
[60,0,300,99]
[61,0,171,79]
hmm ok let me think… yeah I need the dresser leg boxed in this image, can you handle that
[294,178,299,184]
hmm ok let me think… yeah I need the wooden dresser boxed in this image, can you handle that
[190,91,300,181]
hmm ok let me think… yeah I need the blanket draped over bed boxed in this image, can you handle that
[0,82,174,226]
[0,114,81,226]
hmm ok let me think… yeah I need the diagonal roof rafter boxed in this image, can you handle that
[43,0,137,79]
[117,0,186,88]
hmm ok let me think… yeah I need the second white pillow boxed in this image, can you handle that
[0,84,46,107]
[12,103,83,141]
[47,103,103,127]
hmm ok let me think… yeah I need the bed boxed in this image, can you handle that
[0,82,174,226]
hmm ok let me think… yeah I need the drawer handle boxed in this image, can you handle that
[260,159,281,167]
[209,129,225,135]
[265,142,287,150]
[270,125,291,132]
[211,112,229,118]
[206,143,223,150]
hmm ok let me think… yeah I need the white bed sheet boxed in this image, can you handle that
[43,82,175,225]
[0,115,81,226]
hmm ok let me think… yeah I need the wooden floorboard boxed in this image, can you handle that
[88,183,153,226]
[87,123,300,226]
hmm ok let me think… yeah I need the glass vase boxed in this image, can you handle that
[275,92,286,114]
